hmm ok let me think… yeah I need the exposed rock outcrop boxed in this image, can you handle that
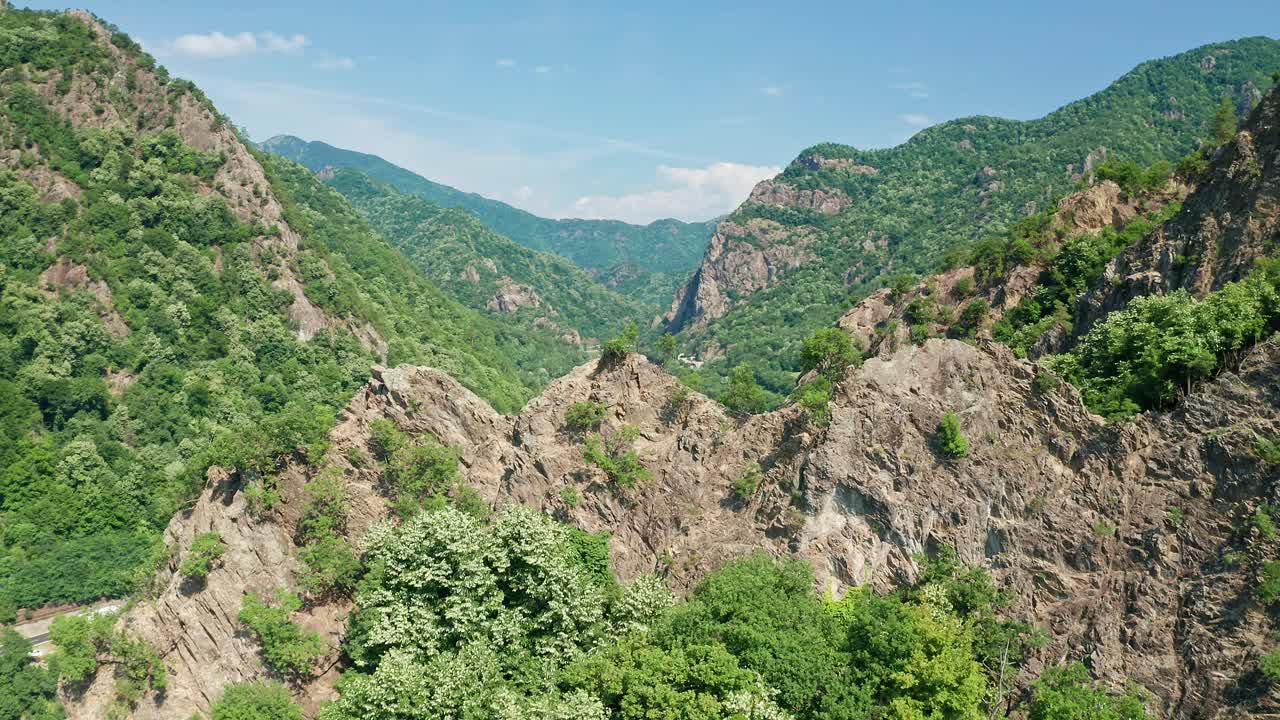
[800,154,879,174]
[1076,86,1280,337]
[666,219,816,332]
[748,179,852,215]
[83,335,1280,718]
[39,259,129,338]
[486,277,544,313]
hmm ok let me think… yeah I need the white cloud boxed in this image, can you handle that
[900,113,932,127]
[568,161,780,223]
[496,58,516,67]
[168,31,310,59]
[315,53,355,71]
[762,85,783,97]
[512,185,534,203]
[534,65,552,74]
[171,31,258,58]
[260,32,309,53]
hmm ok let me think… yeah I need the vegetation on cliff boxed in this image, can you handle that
[669,38,1280,405]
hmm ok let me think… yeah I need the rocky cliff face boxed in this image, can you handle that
[1076,85,1280,336]
[837,179,1185,358]
[665,217,817,332]
[82,335,1280,718]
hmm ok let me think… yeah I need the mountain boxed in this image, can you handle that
[0,6,563,618]
[60,73,1280,719]
[322,170,652,348]
[9,7,1280,720]
[665,36,1280,402]
[260,134,717,304]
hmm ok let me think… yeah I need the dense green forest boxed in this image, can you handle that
[671,37,1280,404]
[324,170,651,346]
[261,135,715,305]
[0,7,560,614]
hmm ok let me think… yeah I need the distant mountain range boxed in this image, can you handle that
[663,35,1280,400]
[260,135,716,305]
[324,169,653,346]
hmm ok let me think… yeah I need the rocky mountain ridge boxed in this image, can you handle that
[76,331,1280,717]
[664,37,1280,400]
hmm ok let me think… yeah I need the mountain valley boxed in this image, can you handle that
[2,5,1280,720]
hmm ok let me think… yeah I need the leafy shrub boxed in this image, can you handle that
[954,298,990,338]
[1051,264,1280,418]
[1032,369,1061,395]
[1030,663,1151,720]
[179,531,226,579]
[793,377,834,426]
[600,322,639,363]
[936,412,970,459]
[733,463,763,502]
[49,612,165,715]
[1254,505,1277,540]
[368,418,408,462]
[887,272,917,300]
[239,590,327,676]
[383,435,461,517]
[564,400,608,433]
[1093,158,1172,197]
[1257,438,1280,466]
[1260,561,1280,605]
[298,536,361,598]
[952,276,975,297]
[211,681,303,720]
[1262,649,1280,682]
[559,486,582,508]
[583,425,651,489]
[799,327,861,380]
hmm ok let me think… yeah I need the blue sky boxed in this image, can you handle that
[27,1,1280,223]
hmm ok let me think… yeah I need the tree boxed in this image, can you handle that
[658,553,861,717]
[657,333,678,366]
[211,681,303,720]
[1212,95,1237,145]
[954,299,990,338]
[937,412,970,459]
[0,629,62,720]
[335,499,604,691]
[723,365,767,415]
[799,328,860,381]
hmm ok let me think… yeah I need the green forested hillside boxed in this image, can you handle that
[671,36,1280,403]
[0,8,541,613]
[260,134,715,303]
[324,170,651,346]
